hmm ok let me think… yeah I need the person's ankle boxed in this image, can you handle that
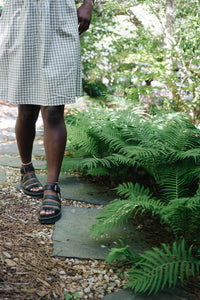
[46,181,58,186]
[22,161,33,168]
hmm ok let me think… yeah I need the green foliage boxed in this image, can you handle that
[65,108,200,240]
[81,0,200,120]
[65,292,80,300]
[94,181,200,238]
[90,182,164,235]
[69,108,200,295]
[65,109,200,235]
[0,0,5,8]
[160,196,200,240]
[63,108,143,177]
[127,239,200,295]
[105,239,141,265]
[90,180,200,240]
[67,1,200,292]
[64,109,200,195]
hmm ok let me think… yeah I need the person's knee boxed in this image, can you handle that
[17,105,40,125]
[42,106,64,128]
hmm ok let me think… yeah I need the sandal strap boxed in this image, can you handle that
[22,172,43,188]
[23,179,42,189]
[40,194,61,212]
[21,167,43,193]
[44,184,60,194]
[43,194,61,204]
[42,199,61,209]
[23,173,38,181]
[21,166,35,175]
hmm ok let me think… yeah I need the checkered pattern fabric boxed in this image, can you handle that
[0,0,82,106]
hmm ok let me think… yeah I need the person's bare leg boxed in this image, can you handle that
[40,105,67,216]
[15,105,43,192]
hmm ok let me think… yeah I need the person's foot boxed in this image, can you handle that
[40,187,58,216]
[38,184,61,224]
[21,164,44,198]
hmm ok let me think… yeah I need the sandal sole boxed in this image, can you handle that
[38,212,61,224]
[21,185,44,198]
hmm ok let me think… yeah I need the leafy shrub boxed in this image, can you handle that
[64,108,200,190]
[63,107,200,295]
[127,239,200,295]
[90,181,200,241]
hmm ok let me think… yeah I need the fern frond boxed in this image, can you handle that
[183,165,200,182]
[120,145,163,161]
[157,163,191,201]
[127,239,200,295]
[120,124,154,146]
[160,197,200,238]
[178,148,200,162]
[114,182,152,199]
[106,154,138,168]
[151,112,200,151]
[86,167,111,177]
[90,183,164,235]
[90,198,137,235]
[105,239,141,265]
[77,136,99,156]
[62,157,100,173]
[61,157,85,173]
[90,126,127,153]
[195,181,200,196]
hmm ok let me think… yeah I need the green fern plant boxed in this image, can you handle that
[156,161,197,201]
[64,109,200,296]
[64,109,200,192]
[90,182,164,235]
[160,196,200,240]
[90,179,200,241]
[105,239,141,265]
[127,239,200,295]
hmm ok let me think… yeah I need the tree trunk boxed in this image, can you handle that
[164,0,175,50]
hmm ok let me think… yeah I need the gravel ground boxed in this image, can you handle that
[0,166,128,300]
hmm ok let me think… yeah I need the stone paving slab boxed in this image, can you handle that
[0,129,15,143]
[58,174,115,205]
[102,288,188,300]
[0,142,45,156]
[0,157,46,170]
[14,173,115,205]
[53,207,148,259]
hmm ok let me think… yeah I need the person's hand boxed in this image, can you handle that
[77,0,94,35]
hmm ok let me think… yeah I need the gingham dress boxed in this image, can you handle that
[0,0,82,106]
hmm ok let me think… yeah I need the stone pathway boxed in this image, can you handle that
[0,100,189,299]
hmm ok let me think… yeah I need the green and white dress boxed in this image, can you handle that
[0,0,82,106]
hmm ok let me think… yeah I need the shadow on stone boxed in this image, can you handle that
[59,174,116,205]
[53,207,148,259]
[14,173,115,206]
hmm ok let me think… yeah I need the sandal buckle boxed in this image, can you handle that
[54,185,60,193]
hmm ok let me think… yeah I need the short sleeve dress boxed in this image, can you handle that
[0,0,82,106]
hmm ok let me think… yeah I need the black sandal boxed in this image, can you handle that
[38,184,62,224]
[21,166,44,198]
